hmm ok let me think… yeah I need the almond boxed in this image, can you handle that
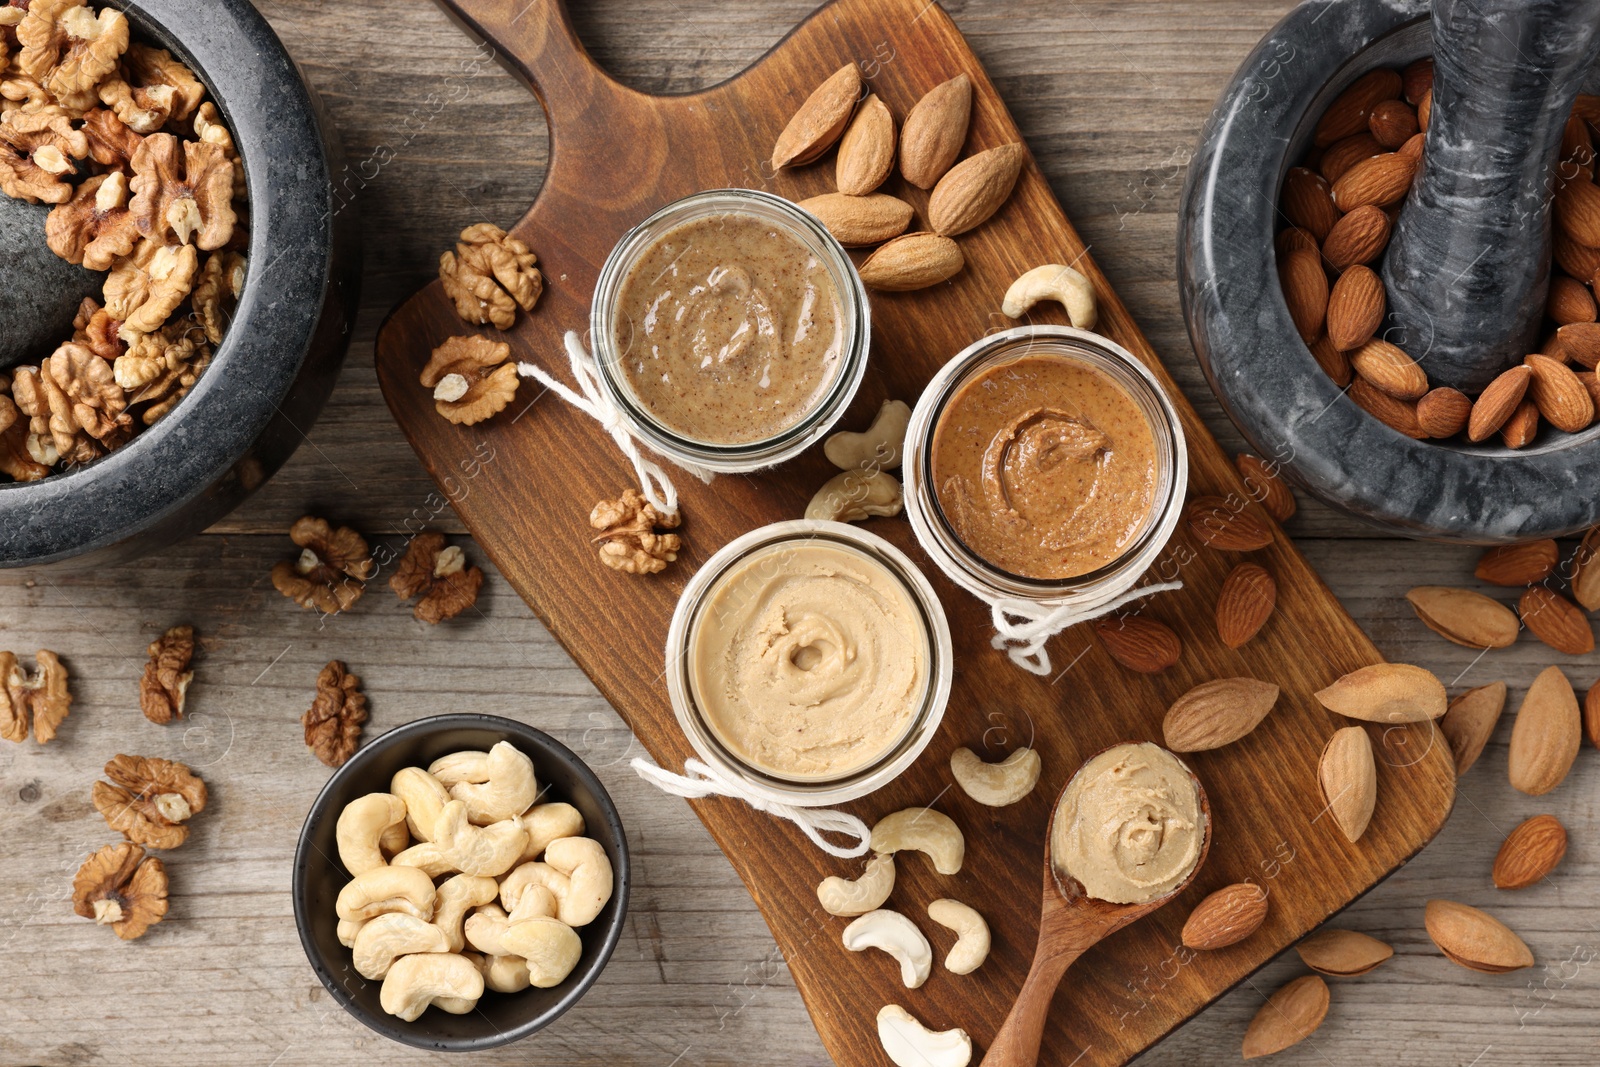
[1585,677,1600,746]
[1331,152,1416,210]
[1524,352,1596,431]
[1093,615,1181,674]
[1474,539,1559,586]
[1297,928,1394,976]
[1440,681,1508,775]
[1235,453,1297,522]
[1184,495,1274,551]
[1315,662,1447,723]
[1554,177,1600,247]
[1327,266,1386,351]
[1425,899,1535,973]
[1216,562,1276,648]
[1551,321,1600,368]
[1310,335,1354,387]
[1575,92,1600,126]
[771,63,862,170]
[1162,677,1280,752]
[1466,365,1532,442]
[834,93,895,196]
[1319,133,1383,184]
[1321,204,1391,270]
[1580,370,1600,415]
[1560,112,1595,179]
[1398,131,1425,160]
[1547,274,1597,325]
[798,192,914,246]
[1555,230,1600,282]
[927,142,1025,236]
[1572,525,1600,610]
[1368,98,1418,148]
[1508,665,1581,795]
[1402,58,1434,105]
[857,232,963,291]
[1492,813,1568,890]
[1241,975,1329,1060]
[1276,226,1320,260]
[1501,399,1541,449]
[1518,587,1594,655]
[1314,68,1402,146]
[1416,386,1471,438]
[1404,586,1519,649]
[1318,725,1377,842]
[1281,166,1338,241]
[899,73,971,190]
[1349,377,1425,438]
[1279,248,1329,342]
[1351,337,1426,398]
[1418,87,1432,130]
[1181,882,1268,950]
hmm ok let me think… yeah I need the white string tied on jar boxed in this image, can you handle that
[986,579,1185,676]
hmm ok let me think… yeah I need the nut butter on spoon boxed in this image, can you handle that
[980,742,1210,1067]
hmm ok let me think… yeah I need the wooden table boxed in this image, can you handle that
[2,2,1595,1064]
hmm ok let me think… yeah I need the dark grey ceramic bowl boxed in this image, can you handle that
[0,0,360,567]
[1179,0,1600,542]
[292,715,630,1051]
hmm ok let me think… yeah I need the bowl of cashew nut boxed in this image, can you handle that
[292,714,629,1050]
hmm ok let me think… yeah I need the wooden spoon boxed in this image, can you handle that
[979,744,1212,1067]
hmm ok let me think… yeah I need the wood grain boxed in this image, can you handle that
[370,2,1454,1065]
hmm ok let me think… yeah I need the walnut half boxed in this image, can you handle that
[72,842,168,940]
[91,753,208,850]
[271,516,374,616]
[139,623,195,724]
[1,648,72,743]
[389,531,484,624]
[303,659,367,768]
[439,222,543,330]
[589,489,682,575]
[419,335,519,426]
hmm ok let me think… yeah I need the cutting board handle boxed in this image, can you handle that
[437,0,616,129]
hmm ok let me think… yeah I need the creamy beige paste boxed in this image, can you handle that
[1050,742,1203,904]
[613,212,844,445]
[689,541,928,780]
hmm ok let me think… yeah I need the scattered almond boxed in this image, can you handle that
[1314,68,1402,146]
[797,192,914,247]
[1331,152,1416,210]
[1319,725,1377,843]
[1492,813,1567,890]
[1280,248,1329,342]
[1162,677,1280,752]
[1314,662,1447,723]
[1241,975,1330,1060]
[1217,563,1277,649]
[1440,681,1508,775]
[1554,177,1600,247]
[1296,928,1393,977]
[1524,352,1596,431]
[1404,586,1519,649]
[857,232,964,291]
[1467,365,1533,442]
[1322,204,1391,270]
[1093,615,1181,674]
[1474,540,1559,586]
[1351,337,1428,399]
[1349,378,1425,438]
[1282,167,1338,240]
[927,142,1025,236]
[1585,678,1600,747]
[1235,453,1297,522]
[1508,665,1581,796]
[899,73,971,189]
[1181,882,1269,950]
[1319,133,1382,184]
[1327,267,1386,351]
[1518,587,1594,655]
[1424,899,1534,973]
[1185,496,1274,552]
[835,93,895,196]
[1416,387,1472,438]
[1576,526,1600,611]
[1500,399,1541,449]
[1547,274,1597,325]
[771,63,862,170]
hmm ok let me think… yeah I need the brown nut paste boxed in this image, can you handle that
[613,212,844,444]
[929,352,1158,580]
[689,541,928,779]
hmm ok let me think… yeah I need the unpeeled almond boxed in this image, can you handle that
[858,232,964,292]
[1330,152,1416,210]
[1492,813,1567,890]
[1234,454,1297,522]
[1296,928,1393,976]
[1587,678,1600,748]
[1508,665,1580,796]
[1185,495,1274,551]
[1500,399,1541,449]
[899,73,971,189]
[1572,525,1600,611]
[835,93,895,196]
[1439,680,1508,775]
[1282,167,1338,240]
[1524,352,1596,432]
[1404,586,1519,649]
[1351,338,1428,399]
[1474,540,1559,586]
[1280,248,1329,343]
[1321,203,1391,269]
[1093,615,1181,674]
[927,142,1025,236]
[1424,899,1534,973]
[1314,662,1447,723]
[1181,882,1268,950]
[797,192,914,247]
[1162,677,1280,752]
[1349,377,1424,438]
[1327,267,1386,351]
[1319,725,1377,842]
[1416,387,1472,438]
[1467,365,1532,442]
[1241,975,1329,1059]
[1216,563,1277,649]
[771,63,862,170]
[1518,586,1594,655]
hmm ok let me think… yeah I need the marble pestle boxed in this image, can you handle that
[1382,0,1600,394]
[0,194,104,370]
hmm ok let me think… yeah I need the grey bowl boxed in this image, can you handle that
[0,0,360,567]
[292,714,630,1051]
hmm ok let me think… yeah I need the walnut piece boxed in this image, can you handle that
[419,335,519,426]
[0,105,86,203]
[389,531,485,624]
[104,237,198,339]
[188,250,244,343]
[1,649,72,743]
[270,515,374,615]
[80,105,142,167]
[17,0,128,112]
[123,42,202,122]
[45,168,138,268]
[439,222,543,330]
[72,842,167,940]
[97,73,174,133]
[48,340,131,445]
[127,131,234,249]
[589,489,682,575]
[139,624,195,724]
[0,420,49,482]
[304,659,367,768]
[92,753,207,849]
[71,296,124,361]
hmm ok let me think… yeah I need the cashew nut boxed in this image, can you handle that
[432,800,528,878]
[870,808,965,875]
[805,469,903,523]
[336,793,408,875]
[927,898,990,975]
[431,995,479,1015]
[842,909,933,989]
[1001,263,1097,329]
[428,750,491,786]
[949,746,1041,807]
[824,399,912,471]
[501,916,583,988]
[817,852,896,917]
[463,902,512,957]
[481,952,532,993]
[431,873,500,952]
[380,820,409,857]
[335,864,436,923]
[337,917,365,948]
[507,884,558,924]
[448,740,538,825]
[499,836,614,927]
[352,912,450,980]
[391,766,451,841]
[517,801,586,863]
[876,1005,972,1067]
[390,841,456,879]
[378,952,484,1022]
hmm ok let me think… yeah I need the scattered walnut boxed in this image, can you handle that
[439,223,543,330]
[45,168,139,269]
[590,489,682,575]
[139,624,195,724]
[17,0,129,111]
[188,250,245,344]
[271,516,374,615]
[419,335,519,426]
[1,648,72,743]
[92,753,207,849]
[127,131,234,249]
[104,237,198,340]
[390,531,485,624]
[79,105,142,167]
[304,659,368,768]
[72,842,168,940]
[71,296,125,361]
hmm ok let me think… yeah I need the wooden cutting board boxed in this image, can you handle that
[374,1,1456,1062]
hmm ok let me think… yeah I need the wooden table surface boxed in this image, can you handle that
[3,1,1597,1064]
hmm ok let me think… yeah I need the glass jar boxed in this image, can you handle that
[590,189,871,473]
[664,520,953,807]
[903,325,1188,613]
